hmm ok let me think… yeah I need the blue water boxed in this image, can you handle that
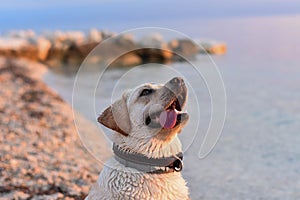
[45,15,300,199]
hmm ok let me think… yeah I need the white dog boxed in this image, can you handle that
[86,77,190,200]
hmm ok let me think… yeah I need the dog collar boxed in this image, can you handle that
[113,144,183,174]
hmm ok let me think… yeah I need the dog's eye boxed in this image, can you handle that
[140,89,153,97]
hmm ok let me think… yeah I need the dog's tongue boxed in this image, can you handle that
[159,110,177,129]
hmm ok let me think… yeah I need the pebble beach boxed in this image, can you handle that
[0,58,109,199]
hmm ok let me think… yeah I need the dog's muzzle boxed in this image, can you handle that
[145,77,189,129]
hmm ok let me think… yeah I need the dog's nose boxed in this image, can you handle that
[169,77,184,86]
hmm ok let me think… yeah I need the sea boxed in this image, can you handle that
[44,15,300,199]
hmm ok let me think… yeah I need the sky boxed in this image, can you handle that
[0,0,300,31]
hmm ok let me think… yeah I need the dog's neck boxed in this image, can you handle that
[113,144,183,173]
[112,134,182,159]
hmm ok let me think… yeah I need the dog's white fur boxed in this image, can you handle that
[86,78,190,200]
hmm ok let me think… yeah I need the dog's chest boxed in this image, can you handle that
[96,158,189,200]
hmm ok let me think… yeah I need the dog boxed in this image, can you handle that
[86,77,190,200]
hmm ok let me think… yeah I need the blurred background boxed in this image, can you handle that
[1,0,300,199]
[1,0,300,31]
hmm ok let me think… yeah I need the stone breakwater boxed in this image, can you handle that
[0,57,110,199]
[0,29,226,67]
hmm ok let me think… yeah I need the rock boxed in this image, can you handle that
[168,39,199,58]
[0,37,38,60]
[110,52,142,67]
[82,39,140,66]
[196,39,227,55]
[88,28,102,43]
[45,47,66,67]
[55,30,86,45]
[114,34,136,49]
[0,37,29,50]
[0,30,226,67]
[45,36,77,67]
[138,33,165,48]
[37,37,52,61]
[7,29,36,39]
[76,42,98,57]
[101,30,116,39]
[134,48,173,64]
[62,42,85,65]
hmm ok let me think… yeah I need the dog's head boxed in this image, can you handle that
[98,77,189,149]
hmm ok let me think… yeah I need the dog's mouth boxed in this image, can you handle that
[145,98,188,129]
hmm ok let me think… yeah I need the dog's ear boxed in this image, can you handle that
[98,92,131,136]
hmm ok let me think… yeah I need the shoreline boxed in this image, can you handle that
[0,57,110,199]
